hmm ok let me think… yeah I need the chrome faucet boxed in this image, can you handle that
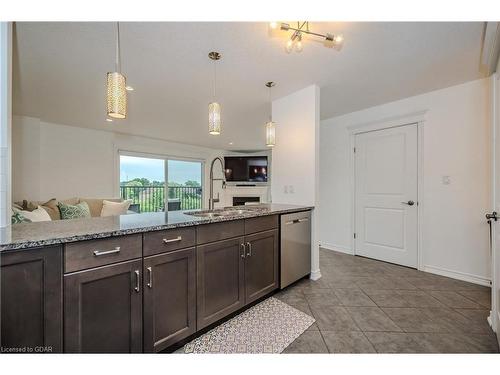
[209,156,226,210]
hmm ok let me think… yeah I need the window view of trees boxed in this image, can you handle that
[119,155,203,213]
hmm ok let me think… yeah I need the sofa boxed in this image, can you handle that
[14,197,130,221]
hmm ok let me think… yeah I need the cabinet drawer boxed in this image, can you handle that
[143,227,196,256]
[196,220,244,244]
[244,215,278,235]
[64,234,142,273]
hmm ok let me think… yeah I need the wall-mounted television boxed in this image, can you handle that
[224,156,268,183]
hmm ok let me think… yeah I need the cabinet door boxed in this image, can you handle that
[64,259,143,353]
[244,229,279,304]
[197,237,245,329]
[1,246,63,353]
[143,247,196,352]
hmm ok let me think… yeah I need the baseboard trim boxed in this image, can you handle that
[422,265,491,287]
[319,242,353,255]
[310,269,322,281]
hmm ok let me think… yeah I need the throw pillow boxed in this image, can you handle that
[17,206,52,222]
[58,201,91,220]
[100,199,132,217]
[11,211,31,224]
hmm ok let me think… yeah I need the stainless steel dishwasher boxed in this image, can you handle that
[280,210,312,289]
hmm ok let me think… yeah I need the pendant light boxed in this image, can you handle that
[208,51,222,135]
[107,22,127,119]
[265,82,276,147]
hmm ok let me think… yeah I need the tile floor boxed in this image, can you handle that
[278,248,499,353]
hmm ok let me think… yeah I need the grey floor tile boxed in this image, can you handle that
[282,331,329,353]
[309,249,498,353]
[420,307,492,335]
[364,290,411,308]
[321,331,376,353]
[346,307,403,332]
[408,333,499,353]
[304,289,342,308]
[398,290,445,307]
[306,322,320,331]
[381,307,449,333]
[334,288,377,307]
[328,276,361,289]
[310,305,360,332]
[457,290,491,308]
[429,291,481,309]
[364,332,428,353]
[286,300,314,316]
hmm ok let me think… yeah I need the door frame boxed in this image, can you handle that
[490,72,499,335]
[348,111,426,270]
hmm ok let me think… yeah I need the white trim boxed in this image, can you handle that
[319,242,353,255]
[309,269,322,281]
[422,264,491,287]
[349,111,426,270]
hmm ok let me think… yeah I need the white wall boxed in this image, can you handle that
[271,85,321,279]
[320,78,492,285]
[12,116,225,208]
[0,23,12,227]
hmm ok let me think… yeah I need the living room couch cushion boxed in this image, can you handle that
[58,201,91,220]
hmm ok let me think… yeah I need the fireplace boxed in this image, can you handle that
[232,196,260,206]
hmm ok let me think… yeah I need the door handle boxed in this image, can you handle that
[246,242,252,257]
[133,270,140,293]
[401,200,415,206]
[240,243,246,258]
[146,267,152,288]
[486,211,498,222]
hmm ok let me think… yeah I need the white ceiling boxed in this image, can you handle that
[13,22,486,151]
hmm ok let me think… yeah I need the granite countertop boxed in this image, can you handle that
[0,204,313,251]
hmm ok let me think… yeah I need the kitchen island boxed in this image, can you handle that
[0,204,313,353]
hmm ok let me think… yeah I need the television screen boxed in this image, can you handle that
[224,156,268,182]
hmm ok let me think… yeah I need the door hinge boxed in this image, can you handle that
[353,147,356,153]
[353,233,356,239]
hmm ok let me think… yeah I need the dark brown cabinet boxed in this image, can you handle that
[196,227,279,330]
[0,246,63,353]
[244,229,279,304]
[143,247,196,353]
[197,237,245,329]
[64,259,143,353]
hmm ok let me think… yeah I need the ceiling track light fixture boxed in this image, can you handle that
[106,22,127,120]
[208,51,222,135]
[271,21,344,53]
[265,81,276,147]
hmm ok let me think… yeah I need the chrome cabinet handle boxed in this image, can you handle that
[134,270,140,293]
[163,236,182,244]
[240,243,246,258]
[93,247,121,257]
[146,267,152,289]
[246,242,252,257]
[298,218,309,223]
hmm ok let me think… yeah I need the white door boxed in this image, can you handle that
[355,124,418,268]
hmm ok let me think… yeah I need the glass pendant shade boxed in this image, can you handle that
[208,102,222,135]
[266,121,276,147]
[107,72,127,119]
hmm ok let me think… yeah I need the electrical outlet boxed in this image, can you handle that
[284,185,288,194]
[442,175,451,185]
[289,185,295,194]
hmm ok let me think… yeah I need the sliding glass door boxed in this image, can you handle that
[119,153,203,213]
